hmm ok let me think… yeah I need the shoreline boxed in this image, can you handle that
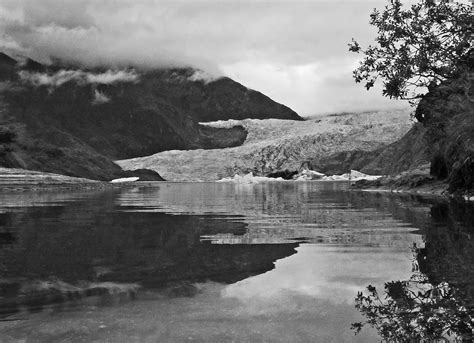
[2,167,472,202]
[351,176,473,202]
[352,184,448,198]
[0,167,114,193]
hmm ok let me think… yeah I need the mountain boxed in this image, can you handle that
[118,67,473,192]
[0,52,301,180]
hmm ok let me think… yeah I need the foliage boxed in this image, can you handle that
[0,125,17,156]
[352,278,473,341]
[0,125,16,144]
[349,0,472,101]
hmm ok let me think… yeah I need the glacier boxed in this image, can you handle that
[117,110,412,181]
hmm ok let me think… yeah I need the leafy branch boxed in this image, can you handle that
[349,0,472,103]
[352,280,473,341]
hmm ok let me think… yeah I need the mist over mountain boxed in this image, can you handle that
[0,0,413,116]
[0,52,300,180]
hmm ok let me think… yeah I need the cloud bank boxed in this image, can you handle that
[18,69,139,88]
[0,0,412,115]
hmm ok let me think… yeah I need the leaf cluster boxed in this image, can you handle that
[349,0,472,100]
[351,280,473,341]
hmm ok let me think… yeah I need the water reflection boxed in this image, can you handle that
[352,278,473,341]
[0,183,472,342]
[119,183,426,247]
[0,188,299,317]
[223,245,413,304]
[353,199,474,342]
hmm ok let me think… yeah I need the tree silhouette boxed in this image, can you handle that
[349,0,472,102]
[352,277,473,342]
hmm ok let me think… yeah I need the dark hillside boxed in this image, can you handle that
[139,69,302,123]
[346,68,473,194]
[416,69,474,192]
[0,53,301,180]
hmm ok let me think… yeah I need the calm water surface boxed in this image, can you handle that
[0,182,472,342]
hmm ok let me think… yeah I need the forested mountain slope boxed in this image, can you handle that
[0,53,300,180]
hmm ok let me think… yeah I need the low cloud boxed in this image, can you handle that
[18,69,139,88]
[221,60,410,116]
[85,70,139,84]
[92,89,110,105]
[0,1,377,70]
[1,0,414,115]
[188,70,221,84]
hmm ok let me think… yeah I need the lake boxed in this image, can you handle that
[0,182,472,342]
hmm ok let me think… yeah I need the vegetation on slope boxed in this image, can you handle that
[349,0,473,194]
[0,53,301,180]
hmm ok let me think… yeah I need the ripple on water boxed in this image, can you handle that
[0,182,472,342]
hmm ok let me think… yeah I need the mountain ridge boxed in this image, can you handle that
[0,52,302,180]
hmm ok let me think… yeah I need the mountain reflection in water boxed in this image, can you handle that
[0,182,472,342]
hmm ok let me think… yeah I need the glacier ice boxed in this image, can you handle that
[117,110,412,182]
[294,169,325,180]
[217,170,381,184]
[110,177,140,183]
[217,172,285,184]
[321,170,381,181]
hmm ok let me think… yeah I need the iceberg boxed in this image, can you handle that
[321,170,381,181]
[217,172,284,184]
[294,169,325,181]
[110,177,140,183]
[217,170,381,183]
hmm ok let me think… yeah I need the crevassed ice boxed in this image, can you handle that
[118,110,411,181]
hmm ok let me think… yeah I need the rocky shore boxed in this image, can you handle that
[0,167,105,192]
[351,165,474,202]
[352,171,447,196]
[351,68,474,199]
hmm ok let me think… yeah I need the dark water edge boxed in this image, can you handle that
[352,194,474,341]
[0,182,472,341]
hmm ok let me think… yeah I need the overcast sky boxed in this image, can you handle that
[0,0,411,116]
